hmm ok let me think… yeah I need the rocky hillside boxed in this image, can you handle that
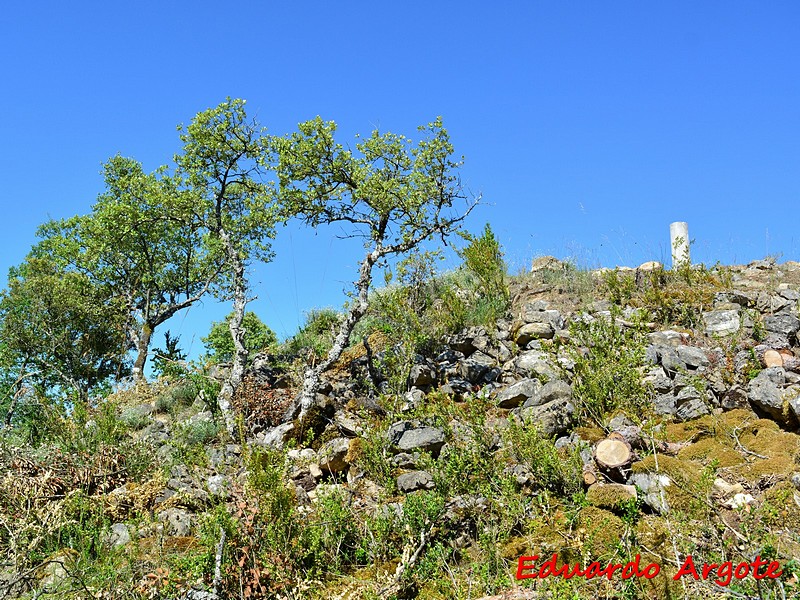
[3,258,800,600]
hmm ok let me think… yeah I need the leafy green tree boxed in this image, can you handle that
[36,155,222,381]
[275,116,477,417]
[0,257,129,409]
[175,98,278,433]
[203,311,277,364]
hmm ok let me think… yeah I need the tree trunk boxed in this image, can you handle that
[131,324,153,382]
[290,250,377,420]
[216,228,248,436]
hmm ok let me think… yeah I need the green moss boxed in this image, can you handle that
[631,455,706,517]
[574,507,626,558]
[586,483,637,511]
[678,437,743,468]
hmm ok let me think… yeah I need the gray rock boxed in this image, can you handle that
[438,378,474,399]
[318,437,351,474]
[409,362,436,387]
[520,305,565,330]
[653,393,677,416]
[515,322,555,345]
[648,330,688,347]
[334,412,362,437]
[461,350,496,383]
[104,523,131,548]
[183,590,220,600]
[388,423,446,455]
[628,473,670,514]
[446,326,490,356]
[608,415,636,430]
[392,452,419,469]
[397,470,435,493]
[675,398,710,422]
[676,385,702,404]
[780,289,800,302]
[659,346,685,374]
[703,310,741,336]
[785,386,800,423]
[748,367,787,422]
[765,314,800,339]
[206,475,229,498]
[523,379,571,408]
[496,378,541,408]
[257,422,295,449]
[676,345,710,369]
[721,385,749,410]
[157,508,193,536]
[519,398,575,437]
[513,350,558,380]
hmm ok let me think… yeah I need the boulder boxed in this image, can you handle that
[765,313,800,339]
[157,508,193,537]
[397,470,435,493]
[388,422,446,455]
[519,398,575,437]
[628,473,670,514]
[675,398,710,422]
[317,437,351,474]
[703,310,741,336]
[748,367,787,422]
[676,345,710,369]
[103,523,131,548]
[496,379,541,408]
[523,379,572,408]
[515,322,555,345]
[409,362,436,387]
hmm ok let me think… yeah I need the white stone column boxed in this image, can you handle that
[670,222,690,268]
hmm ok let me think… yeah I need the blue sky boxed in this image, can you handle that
[1,2,799,354]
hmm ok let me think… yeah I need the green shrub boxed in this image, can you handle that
[566,313,651,426]
[503,418,583,497]
[202,311,278,365]
[282,308,342,362]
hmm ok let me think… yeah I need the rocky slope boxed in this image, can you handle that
[3,258,800,599]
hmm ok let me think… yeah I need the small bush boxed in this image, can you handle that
[282,308,342,364]
[566,313,652,426]
[503,419,583,497]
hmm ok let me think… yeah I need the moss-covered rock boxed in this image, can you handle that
[586,483,637,511]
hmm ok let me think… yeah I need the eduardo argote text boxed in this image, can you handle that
[517,553,783,587]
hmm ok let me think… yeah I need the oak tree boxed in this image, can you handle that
[37,156,221,381]
[275,116,477,418]
[175,98,278,433]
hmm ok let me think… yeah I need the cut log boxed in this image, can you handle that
[582,464,598,486]
[594,438,633,471]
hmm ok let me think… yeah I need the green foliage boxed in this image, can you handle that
[0,256,129,408]
[601,263,730,328]
[151,330,188,379]
[35,154,221,378]
[202,310,277,364]
[176,98,278,266]
[176,418,222,447]
[503,418,584,497]
[459,223,510,326]
[282,308,342,363]
[567,313,651,426]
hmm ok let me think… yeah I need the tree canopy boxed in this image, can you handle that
[275,116,477,417]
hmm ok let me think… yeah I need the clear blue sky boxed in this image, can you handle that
[2,2,799,354]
